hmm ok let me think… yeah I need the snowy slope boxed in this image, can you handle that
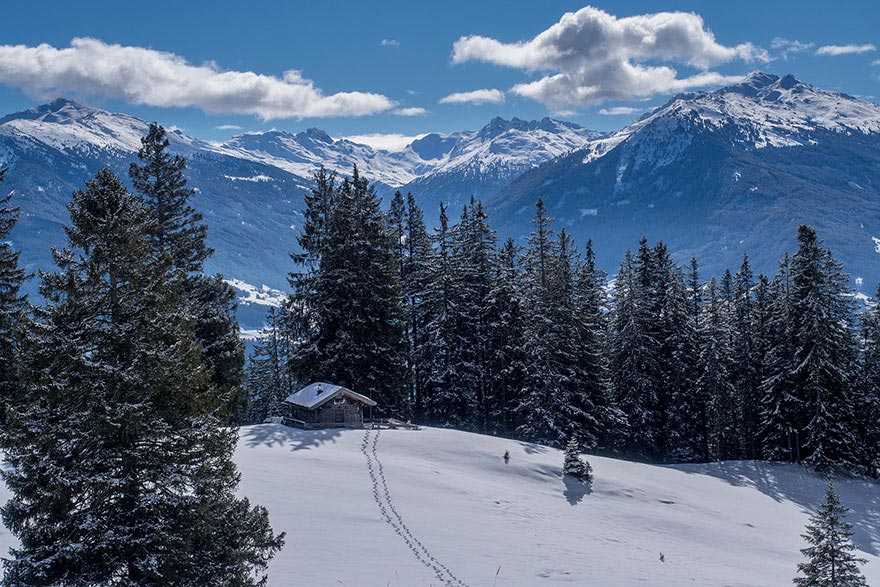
[231,425,879,587]
[0,424,876,585]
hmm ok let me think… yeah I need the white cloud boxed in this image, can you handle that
[816,43,876,56]
[598,106,642,115]
[380,39,400,48]
[770,38,815,60]
[343,132,428,152]
[215,124,243,130]
[439,88,505,105]
[0,38,395,120]
[393,107,428,116]
[450,6,766,110]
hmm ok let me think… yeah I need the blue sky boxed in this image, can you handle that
[0,0,877,145]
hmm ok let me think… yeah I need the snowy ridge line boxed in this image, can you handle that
[361,430,471,587]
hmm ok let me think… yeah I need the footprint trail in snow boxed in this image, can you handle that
[361,429,471,587]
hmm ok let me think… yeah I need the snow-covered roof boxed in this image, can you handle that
[284,382,377,410]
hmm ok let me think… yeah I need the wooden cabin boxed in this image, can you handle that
[282,382,377,429]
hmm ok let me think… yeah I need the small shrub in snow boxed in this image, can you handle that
[563,438,593,483]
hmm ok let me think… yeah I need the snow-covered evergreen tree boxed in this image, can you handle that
[762,253,802,462]
[676,257,710,461]
[698,277,737,460]
[0,168,27,429]
[858,284,880,477]
[485,238,528,435]
[291,166,407,414]
[2,168,283,585]
[129,123,245,420]
[793,482,868,587]
[563,437,593,483]
[789,226,861,473]
[732,256,762,460]
[403,193,437,421]
[246,305,297,423]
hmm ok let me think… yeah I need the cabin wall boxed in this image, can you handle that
[285,396,367,427]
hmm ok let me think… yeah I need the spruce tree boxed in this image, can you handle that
[793,482,868,587]
[732,256,762,459]
[485,238,528,435]
[0,168,27,428]
[291,166,406,414]
[789,227,861,473]
[563,437,593,483]
[698,277,737,460]
[858,284,880,477]
[403,193,437,421]
[246,305,296,424]
[2,168,283,585]
[677,257,709,461]
[129,123,245,421]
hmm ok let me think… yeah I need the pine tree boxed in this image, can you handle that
[485,238,528,435]
[403,193,437,422]
[422,203,457,424]
[129,123,245,421]
[789,226,861,473]
[2,168,283,585]
[574,239,623,450]
[793,482,868,587]
[858,284,880,477]
[699,277,737,460]
[291,166,407,414]
[677,257,709,461]
[246,305,297,423]
[0,168,27,429]
[762,253,802,462]
[732,256,762,459]
[517,204,594,446]
[563,437,593,483]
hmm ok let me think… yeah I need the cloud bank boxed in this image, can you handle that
[816,43,876,56]
[451,6,765,110]
[343,133,428,152]
[0,38,394,119]
[598,106,642,115]
[439,88,505,105]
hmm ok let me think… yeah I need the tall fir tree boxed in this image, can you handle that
[485,238,528,436]
[732,256,762,459]
[698,277,737,460]
[291,166,407,414]
[793,482,868,587]
[0,168,27,429]
[2,168,283,585]
[762,253,802,462]
[677,257,710,461]
[403,193,437,422]
[129,123,245,421]
[858,284,880,477]
[789,226,861,473]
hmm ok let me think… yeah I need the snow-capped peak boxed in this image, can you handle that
[0,97,204,155]
[581,71,880,164]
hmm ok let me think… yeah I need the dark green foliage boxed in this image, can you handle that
[246,305,297,424]
[793,482,868,587]
[290,166,407,415]
[129,123,245,422]
[563,437,593,483]
[2,168,283,585]
[0,168,27,429]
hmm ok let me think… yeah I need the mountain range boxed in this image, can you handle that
[2,71,879,314]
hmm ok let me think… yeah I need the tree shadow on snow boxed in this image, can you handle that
[239,424,344,452]
[669,460,880,556]
[563,476,592,505]
[518,441,551,455]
